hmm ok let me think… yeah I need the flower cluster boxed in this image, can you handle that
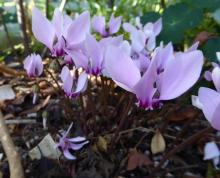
[23,8,208,158]
[24,7,204,110]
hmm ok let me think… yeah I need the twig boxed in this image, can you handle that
[5,119,36,124]
[0,64,26,77]
[0,110,25,178]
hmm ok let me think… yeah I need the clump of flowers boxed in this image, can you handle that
[24,7,206,159]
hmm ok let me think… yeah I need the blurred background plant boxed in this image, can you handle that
[0,0,220,62]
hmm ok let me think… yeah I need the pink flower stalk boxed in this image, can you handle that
[123,18,162,52]
[60,66,88,98]
[92,14,122,37]
[105,44,203,110]
[56,123,89,160]
[23,53,43,77]
[32,7,90,57]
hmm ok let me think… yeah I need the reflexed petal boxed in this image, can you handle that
[85,34,104,70]
[92,16,106,36]
[66,11,90,47]
[131,30,146,52]
[212,67,220,92]
[69,141,89,150]
[204,71,212,81]
[32,7,55,50]
[204,142,220,160]
[68,136,86,142]
[191,95,203,110]
[187,41,199,52]
[60,66,74,94]
[63,149,76,160]
[52,8,63,39]
[217,52,220,62]
[133,58,158,108]
[153,18,162,36]
[146,36,156,51]
[74,72,88,93]
[159,50,204,100]
[123,23,136,33]
[198,87,220,130]
[105,46,141,92]
[66,50,88,69]
[109,15,122,35]
[35,54,44,76]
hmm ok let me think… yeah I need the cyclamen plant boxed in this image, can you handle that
[24,7,206,159]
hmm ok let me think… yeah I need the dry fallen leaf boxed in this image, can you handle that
[0,85,15,101]
[127,149,152,171]
[151,130,166,154]
[97,136,108,152]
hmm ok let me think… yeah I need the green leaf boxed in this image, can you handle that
[158,3,203,44]
[141,12,161,25]
[182,0,220,12]
[212,8,220,24]
[202,37,220,62]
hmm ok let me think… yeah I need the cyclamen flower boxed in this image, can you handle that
[92,14,122,37]
[123,18,162,52]
[56,123,89,160]
[23,53,43,77]
[60,66,88,98]
[105,45,203,110]
[192,87,220,130]
[66,34,123,76]
[204,141,220,168]
[32,7,90,57]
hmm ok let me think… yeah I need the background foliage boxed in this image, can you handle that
[0,0,220,61]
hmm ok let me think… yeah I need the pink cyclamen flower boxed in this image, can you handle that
[23,53,43,77]
[105,45,203,110]
[92,14,122,37]
[66,35,124,76]
[204,141,220,168]
[123,18,162,52]
[192,87,220,130]
[56,123,89,160]
[32,7,90,57]
[60,66,88,98]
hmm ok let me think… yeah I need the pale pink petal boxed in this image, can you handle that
[204,71,212,81]
[32,7,55,50]
[153,18,162,36]
[133,57,158,108]
[92,16,107,36]
[198,87,220,130]
[66,11,90,47]
[74,72,88,93]
[217,52,220,62]
[131,30,146,52]
[65,50,89,69]
[123,23,137,33]
[109,15,122,35]
[60,66,74,94]
[85,34,104,70]
[204,142,220,160]
[159,50,204,100]
[212,67,220,92]
[63,149,76,160]
[68,136,86,142]
[52,8,63,39]
[69,141,89,150]
[105,46,141,92]
[187,41,199,52]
